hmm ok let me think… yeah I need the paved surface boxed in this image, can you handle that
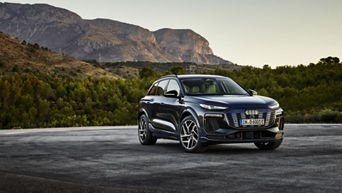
[0,124,341,193]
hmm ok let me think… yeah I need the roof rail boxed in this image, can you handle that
[160,74,178,78]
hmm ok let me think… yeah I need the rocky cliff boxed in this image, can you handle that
[0,2,232,65]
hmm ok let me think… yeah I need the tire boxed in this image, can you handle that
[179,115,206,153]
[138,114,157,145]
[254,138,283,150]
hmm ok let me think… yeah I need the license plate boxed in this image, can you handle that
[240,119,264,126]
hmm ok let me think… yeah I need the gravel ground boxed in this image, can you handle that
[0,124,341,193]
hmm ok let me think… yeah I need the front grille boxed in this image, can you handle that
[226,109,275,128]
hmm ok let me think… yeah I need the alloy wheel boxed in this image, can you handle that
[138,116,147,141]
[180,119,199,150]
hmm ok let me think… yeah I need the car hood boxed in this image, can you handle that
[187,95,277,108]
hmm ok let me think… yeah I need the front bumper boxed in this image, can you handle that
[201,127,284,144]
[201,108,284,144]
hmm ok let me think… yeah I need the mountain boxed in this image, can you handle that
[0,31,119,78]
[154,28,221,64]
[0,2,232,65]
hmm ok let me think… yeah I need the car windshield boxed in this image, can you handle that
[181,77,248,96]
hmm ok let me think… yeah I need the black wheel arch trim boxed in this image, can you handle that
[138,108,150,123]
[180,108,201,129]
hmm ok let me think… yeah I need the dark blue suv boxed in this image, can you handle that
[138,75,284,152]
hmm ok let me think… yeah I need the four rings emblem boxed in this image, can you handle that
[245,110,259,116]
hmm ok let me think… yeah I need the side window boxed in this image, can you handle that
[166,79,180,96]
[156,79,169,96]
[147,82,159,96]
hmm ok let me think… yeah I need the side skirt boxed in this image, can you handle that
[148,123,178,140]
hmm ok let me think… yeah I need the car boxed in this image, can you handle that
[138,74,284,153]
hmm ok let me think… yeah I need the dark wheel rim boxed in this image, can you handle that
[180,119,199,150]
[139,116,147,141]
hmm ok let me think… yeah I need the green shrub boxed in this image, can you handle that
[1,56,342,128]
[318,109,342,123]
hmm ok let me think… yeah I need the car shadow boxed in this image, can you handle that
[151,142,274,155]
[204,144,263,154]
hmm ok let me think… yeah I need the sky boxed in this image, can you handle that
[3,0,342,67]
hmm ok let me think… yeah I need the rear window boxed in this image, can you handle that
[147,79,170,96]
[147,83,158,95]
[156,79,169,96]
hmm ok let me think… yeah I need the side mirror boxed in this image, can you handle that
[164,90,178,98]
[247,89,257,96]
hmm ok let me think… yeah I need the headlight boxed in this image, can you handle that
[269,102,280,109]
[275,108,283,116]
[199,104,228,110]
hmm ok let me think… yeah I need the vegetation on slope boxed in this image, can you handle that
[204,57,342,123]
[0,73,151,128]
[0,31,118,78]
[0,57,341,129]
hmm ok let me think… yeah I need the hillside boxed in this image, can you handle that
[206,57,342,123]
[0,2,232,65]
[0,31,118,78]
[0,31,239,79]
[0,57,341,129]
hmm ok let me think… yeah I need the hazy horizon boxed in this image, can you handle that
[2,0,342,67]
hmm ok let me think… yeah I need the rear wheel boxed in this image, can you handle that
[179,116,206,153]
[254,138,282,150]
[138,114,157,145]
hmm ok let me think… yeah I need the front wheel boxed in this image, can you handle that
[179,116,206,153]
[138,114,157,145]
[254,138,283,150]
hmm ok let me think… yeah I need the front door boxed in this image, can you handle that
[150,79,171,131]
[158,79,183,134]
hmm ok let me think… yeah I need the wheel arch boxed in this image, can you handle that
[138,108,150,124]
[180,108,200,129]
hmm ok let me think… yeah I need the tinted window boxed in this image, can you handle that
[181,77,248,96]
[156,79,169,96]
[147,83,158,95]
[166,79,180,96]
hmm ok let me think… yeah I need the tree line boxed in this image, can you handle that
[205,57,342,123]
[0,57,341,129]
[0,73,152,129]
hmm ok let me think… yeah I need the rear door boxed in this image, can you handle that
[141,81,159,122]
